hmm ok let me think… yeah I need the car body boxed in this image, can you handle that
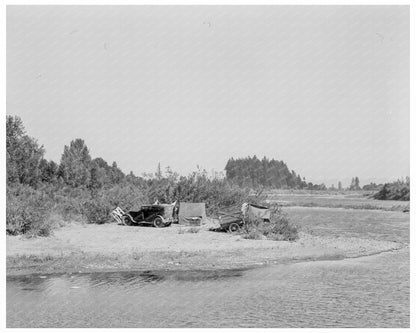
[122,204,177,228]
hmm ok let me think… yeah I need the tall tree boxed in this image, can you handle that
[6,115,45,186]
[349,177,361,190]
[109,161,125,184]
[155,162,162,180]
[59,138,92,187]
[39,159,58,183]
[349,177,355,190]
[355,177,360,190]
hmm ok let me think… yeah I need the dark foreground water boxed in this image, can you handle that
[7,248,409,328]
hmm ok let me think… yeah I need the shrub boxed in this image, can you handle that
[103,184,146,211]
[241,208,298,241]
[49,185,90,222]
[81,197,111,224]
[171,173,249,216]
[80,184,147,224]
[6,185,53,237]
[373,179,410,201]
[57,200,84,221]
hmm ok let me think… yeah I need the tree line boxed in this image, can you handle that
[225,156,308,189]
[7,115,408,237]
[6,115,250,236]
[7,115,130,190]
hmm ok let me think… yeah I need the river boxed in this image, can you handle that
[7,207,409,328]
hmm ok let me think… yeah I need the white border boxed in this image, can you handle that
[1,1,414,332]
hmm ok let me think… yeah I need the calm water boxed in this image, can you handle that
[7,207,410,328]
[7,249,409,328]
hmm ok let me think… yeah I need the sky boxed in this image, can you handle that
[6,5,410,185]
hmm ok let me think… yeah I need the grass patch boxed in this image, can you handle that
[289,202,410,212]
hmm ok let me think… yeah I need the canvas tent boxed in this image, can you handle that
[178,202,207,226]
[242,203,271,222]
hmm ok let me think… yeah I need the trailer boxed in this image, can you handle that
[218,209,245,232]
[218,203,271,232]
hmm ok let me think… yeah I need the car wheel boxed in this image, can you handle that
[123,215,133,226]
[153,217,164,228]
[229,223,240,233]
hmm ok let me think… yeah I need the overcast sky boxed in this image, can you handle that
[7,5,409,185]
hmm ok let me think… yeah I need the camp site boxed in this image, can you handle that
[6,5,410,329]
[6,120,410,330]
[111,201,271,231]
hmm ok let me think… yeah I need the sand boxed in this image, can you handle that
[6,221,404,276]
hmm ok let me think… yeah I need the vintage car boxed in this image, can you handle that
[121,204,178,228]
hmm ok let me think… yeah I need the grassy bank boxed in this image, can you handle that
[266,191,410,212]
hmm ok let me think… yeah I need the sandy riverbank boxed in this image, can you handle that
[6,222,404,276]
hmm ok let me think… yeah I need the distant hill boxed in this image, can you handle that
[224,156,307,189]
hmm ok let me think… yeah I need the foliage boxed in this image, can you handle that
[143,168,248,215]
[81,197,111,224]
[349,177,361,191]
[4,116,294,237]
[362,182,383,191]
[225,155,307,189]
[59,138,92,187]
[241,206,298,241]
[103,183,147,210]
[6,185,53,237]
[306,182,327,191]
[373,178,410,201]
[39,159,59,184]
[174,171,249,215]
[6,115,45,187]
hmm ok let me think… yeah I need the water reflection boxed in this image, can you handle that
[7,251,409,328]
[8,268,247,291]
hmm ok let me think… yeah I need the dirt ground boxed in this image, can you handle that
[6,220,404,275]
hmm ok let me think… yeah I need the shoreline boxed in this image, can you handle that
[6,223,405,276]
[7,246,407,277]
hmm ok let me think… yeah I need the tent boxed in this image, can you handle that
[178,202,207,226]
[242,203,271,222]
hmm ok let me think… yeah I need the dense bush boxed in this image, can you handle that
[241,206,298,241]
[373,179,410,201]
[81,197,111,224]
[6,172,249,234]
[80,184,147,224]
[105,183,147,210]
[174,174,249,215]
[143,170,249,215]
[51,185,90,221]
[6,185,53,237]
